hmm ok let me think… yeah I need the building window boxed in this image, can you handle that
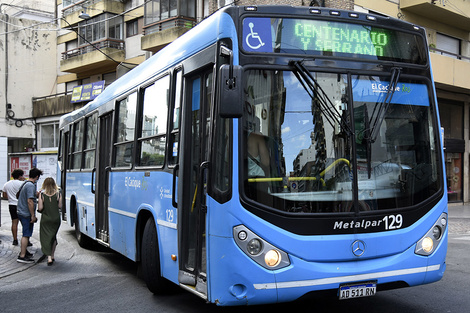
[78,13,123,46]
[436,33,460,59]
[63,0,74,7]
[144,0,196,25]
[40,122,59,149]
[126,19,139,37]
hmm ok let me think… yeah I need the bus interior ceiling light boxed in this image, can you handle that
[233,225,290,270]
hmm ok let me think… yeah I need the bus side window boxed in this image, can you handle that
[84,113,98,169]
[71,120,84,170]
[139,76,170,167]
[114,92,137,167]
[169,70,182,166]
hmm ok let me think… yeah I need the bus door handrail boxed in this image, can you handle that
[105,166,111,196]
[91,167,96,194]
[172,164,179,208]
[198,161,210,213]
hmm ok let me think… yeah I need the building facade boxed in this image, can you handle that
[0,1,57,188]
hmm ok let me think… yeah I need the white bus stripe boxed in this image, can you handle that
[108,207,137,219]
[254,264,441,290]
[157,219,177,230]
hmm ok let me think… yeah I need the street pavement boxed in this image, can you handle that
[0,199,75,278]
[0,199,469,279]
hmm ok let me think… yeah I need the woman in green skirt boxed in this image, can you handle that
[38,177,62,266]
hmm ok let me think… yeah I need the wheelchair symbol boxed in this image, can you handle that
[245,22,265,50]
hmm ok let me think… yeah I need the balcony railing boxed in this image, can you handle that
[62,0,122,16]
[430,47,470,62]
[62,39,125,60]
[143,16,197,35]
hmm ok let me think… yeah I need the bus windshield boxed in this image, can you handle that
[243,69,441,213]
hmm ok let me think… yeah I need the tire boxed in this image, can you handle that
[141,218,171,294]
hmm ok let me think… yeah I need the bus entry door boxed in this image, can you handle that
[177,70,213,296]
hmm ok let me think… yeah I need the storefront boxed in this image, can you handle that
[438,99,465,202]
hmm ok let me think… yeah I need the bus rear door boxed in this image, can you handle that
[96,112,113,243]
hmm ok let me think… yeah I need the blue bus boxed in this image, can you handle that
[58,5,447,306]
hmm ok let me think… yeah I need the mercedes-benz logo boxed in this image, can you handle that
[352,240,366,257]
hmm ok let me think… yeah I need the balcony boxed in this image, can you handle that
[61,0,124,27]
[32,92,77,118]
[430,50,470,93]
[141,17,196,53]
[60,39,125,75]
[401,0,470,31]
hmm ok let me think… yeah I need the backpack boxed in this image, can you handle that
[16,181,33,199]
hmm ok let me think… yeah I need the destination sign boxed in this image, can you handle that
[293,22,388,57]
[242,17,426,64]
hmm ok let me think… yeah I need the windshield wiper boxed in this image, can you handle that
[364,67,401,178]
[291,61,353,137]
[368,67,401,143]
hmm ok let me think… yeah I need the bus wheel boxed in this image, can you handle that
[141,218,170,294]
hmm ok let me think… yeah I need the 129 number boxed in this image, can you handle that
[383,214,403,230]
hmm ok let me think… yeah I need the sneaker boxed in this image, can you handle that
[12,239,18,246]
[17,256,35,264]
[18,251,33,258]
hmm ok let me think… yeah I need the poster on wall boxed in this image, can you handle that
[33,154,58,189]
[10,156,32,179]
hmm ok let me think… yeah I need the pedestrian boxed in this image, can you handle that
[2,169,25,245]
[38,177,62,266]
[16,167,43,264]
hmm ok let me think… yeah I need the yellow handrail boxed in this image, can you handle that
[247,158,350,188]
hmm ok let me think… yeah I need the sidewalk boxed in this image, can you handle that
[0,200,469,279]
[0,199,75,279]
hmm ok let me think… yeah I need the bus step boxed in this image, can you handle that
[179,283,207,300]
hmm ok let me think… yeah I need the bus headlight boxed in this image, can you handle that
[415,213,447,256]
[421,237,434,253]
[233,225,290,270]
[265,249,281,267]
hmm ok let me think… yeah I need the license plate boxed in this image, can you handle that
[339,281,376,300]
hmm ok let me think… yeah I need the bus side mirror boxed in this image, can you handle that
[219,64,243,118]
